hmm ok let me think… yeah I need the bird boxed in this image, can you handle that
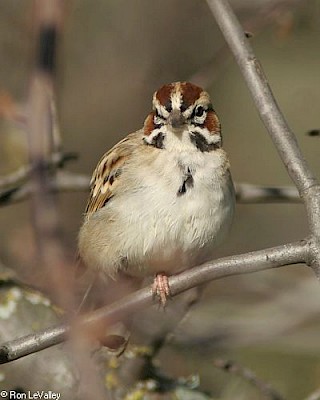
[78,81,235,307]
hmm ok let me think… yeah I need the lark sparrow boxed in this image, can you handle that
[78,82,235,306]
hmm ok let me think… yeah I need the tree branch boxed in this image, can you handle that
[206,0,316,193]
[24,1,79,312]
[206,0,320,271]
[0,240,308,364]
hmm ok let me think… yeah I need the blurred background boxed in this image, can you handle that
[0,0,320,398]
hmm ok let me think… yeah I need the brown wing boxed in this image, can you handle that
[85,131,141,215]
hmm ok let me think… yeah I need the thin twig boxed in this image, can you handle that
[214,358,285,400]
[0,164,33,188]
[0,240,308,364]
[0,171,90,205]
[0,151,77,189]
[235,183,300,203]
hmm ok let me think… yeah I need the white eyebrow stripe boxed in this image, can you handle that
[153,98,170,117]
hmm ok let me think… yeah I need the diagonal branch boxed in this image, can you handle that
[0,239,308,364]
[206,0,316,193]
[206,0,320,271]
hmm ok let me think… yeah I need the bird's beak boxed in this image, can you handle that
[168,109,185,129]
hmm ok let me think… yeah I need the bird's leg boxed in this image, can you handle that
[152,272,170,307]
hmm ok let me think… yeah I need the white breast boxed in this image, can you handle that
[80,133,235,279]
[113,142,234,275]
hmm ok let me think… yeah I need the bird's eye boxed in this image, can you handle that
[195,106,205,117]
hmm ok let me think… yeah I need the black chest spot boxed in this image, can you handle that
[177,167,194,196]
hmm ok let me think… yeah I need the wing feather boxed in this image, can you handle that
[84,131,141,215]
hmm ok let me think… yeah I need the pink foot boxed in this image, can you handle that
[152,272,170,307]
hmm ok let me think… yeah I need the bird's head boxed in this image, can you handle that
[143,82,221,151]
